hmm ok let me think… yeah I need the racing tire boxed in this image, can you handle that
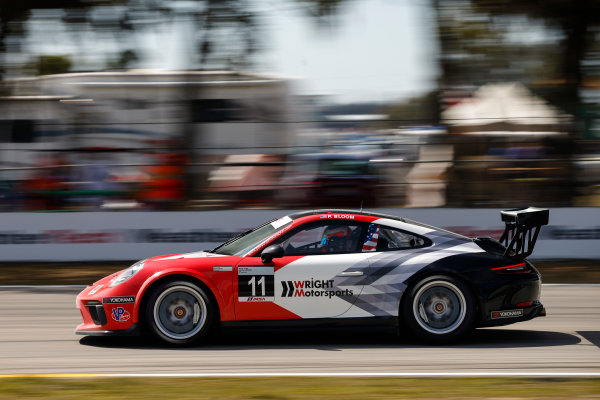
[146,280,214,345]
[401,275,475,344]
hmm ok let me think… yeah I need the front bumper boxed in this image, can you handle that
[75,280,139,336]
[75,324,140,336]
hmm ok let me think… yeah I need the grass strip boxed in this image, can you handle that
[0,377,598,399]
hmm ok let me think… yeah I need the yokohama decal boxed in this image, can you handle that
[491,309,524,319]
[103,296,135,304]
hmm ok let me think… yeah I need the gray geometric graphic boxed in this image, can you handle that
[333,230,483,317]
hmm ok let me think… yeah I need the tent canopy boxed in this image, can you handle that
[442,83,570,135]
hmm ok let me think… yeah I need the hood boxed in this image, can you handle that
[154,251,229,261]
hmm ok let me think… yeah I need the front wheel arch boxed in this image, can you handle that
[138,275,220,345]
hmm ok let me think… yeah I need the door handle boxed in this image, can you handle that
[337,271,364,277]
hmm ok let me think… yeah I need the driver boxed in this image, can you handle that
[321,225,352,252]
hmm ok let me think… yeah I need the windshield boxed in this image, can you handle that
[211,216,293,256]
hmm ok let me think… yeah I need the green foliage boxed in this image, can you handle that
[382,91,441,127]
[106,49,139,70]
[471,0,600,22]
[35,55,72,75]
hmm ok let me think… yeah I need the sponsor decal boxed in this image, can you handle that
[491,309,524,319]
[89,285,103,295]
[547,226,600,240]
[137,230,236,243]
[244,297,268,302]
[111,307,131,322]
[238,266,275,302]
[320,214,355,220]
[281,279,354,298]
[0,229,239,245]
[0,230,125,245]
[213,266,233,272]
[103,296,135,304]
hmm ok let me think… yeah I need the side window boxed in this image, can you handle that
[362,223,430,252]
[275,222,366,256]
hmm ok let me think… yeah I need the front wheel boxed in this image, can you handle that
[401,275,475,344]
[146,280,214,345]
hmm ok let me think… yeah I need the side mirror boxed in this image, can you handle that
[261,244,284,264]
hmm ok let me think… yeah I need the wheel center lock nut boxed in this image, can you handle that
[174,306,187,319]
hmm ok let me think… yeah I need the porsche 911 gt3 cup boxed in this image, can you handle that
[76,207,548,344]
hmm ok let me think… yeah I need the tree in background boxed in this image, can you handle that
[35,55,72,75]
[106,49,139,71]
[437,0,600,130]
[0,0,263,78]
[0,0,124,79]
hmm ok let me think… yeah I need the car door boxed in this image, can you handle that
[234,220,371,320]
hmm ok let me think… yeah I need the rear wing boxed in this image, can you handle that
[499,207,549,259]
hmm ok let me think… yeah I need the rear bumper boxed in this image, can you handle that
[476,261,545,327]
[479,302,545,327]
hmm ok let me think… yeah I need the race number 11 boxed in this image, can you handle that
[238,266,275,302]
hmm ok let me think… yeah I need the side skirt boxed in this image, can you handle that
[221,316,398,329]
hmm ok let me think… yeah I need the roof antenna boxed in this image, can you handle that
[360,199,364,213]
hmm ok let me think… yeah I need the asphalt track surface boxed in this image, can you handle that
[1,285,599,376]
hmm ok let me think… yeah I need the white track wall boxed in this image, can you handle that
[0,208,598,261]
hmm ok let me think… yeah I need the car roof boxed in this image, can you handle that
[287,209,469,239]
[288,209,402,221]
[288,209,426,229]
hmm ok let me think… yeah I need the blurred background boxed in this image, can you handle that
[0,0,599,212]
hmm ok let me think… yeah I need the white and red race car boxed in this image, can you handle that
[76,208,547,345]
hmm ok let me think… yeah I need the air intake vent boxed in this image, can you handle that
[85,303,107,325]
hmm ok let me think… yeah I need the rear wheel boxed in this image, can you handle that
[402,275,475,344]
[146,280,214,345]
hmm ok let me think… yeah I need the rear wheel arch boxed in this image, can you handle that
[399,273,478,343]
[399,268,483,324]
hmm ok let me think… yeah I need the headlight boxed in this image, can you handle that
[109,259,146,287]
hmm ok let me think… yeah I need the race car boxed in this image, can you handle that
[76,207,548,345]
